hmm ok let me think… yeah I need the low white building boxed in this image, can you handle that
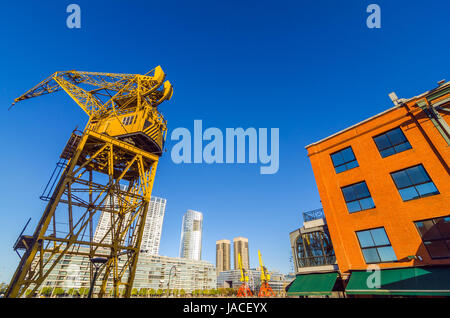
[34,250,216,295]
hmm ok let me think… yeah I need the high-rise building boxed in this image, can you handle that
[93,195,123,246]
[179,210,203,260]
[216,239,231,274]
[94,194,167,255]
[233,237,249,270]
[141,197,167,255]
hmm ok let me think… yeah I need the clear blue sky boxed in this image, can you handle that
[0,1,449,282]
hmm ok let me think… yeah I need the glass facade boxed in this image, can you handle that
[295,231,336,268]
[391,164,439,201]
[341,181,375,213]
[415,216,450,259]
[373,127,412,158]
[179,210,203,260]
[330,147,359,173]
[356,227,397,264]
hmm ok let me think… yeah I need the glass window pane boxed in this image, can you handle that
[391,170,412,189]
[341,147,355,163]
[347,201,361,213]
[331,152,344,167]
[425,241,450,259]
[399,187,419,201]
[416,182,439,197]
[362,248,380,263]
[417,220,444,241]
[436,218,450,237]
[346,160,359,170]
[406,165,430,185]
[357,231,375,248]
[335,165,347,173]
[331,147,359,173]
[377,246,397,262]
[394,142,411,153]
[370,228,390,246]
[416,220,435,238]
[342,186,356,202]
[353,182,370,199]
[387,128,406,146]
[380,148,395,158]
[359,197,375,210]
[374,134,391,150]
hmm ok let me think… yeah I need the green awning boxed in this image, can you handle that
[287,272,338,296]
[346,266,450,296]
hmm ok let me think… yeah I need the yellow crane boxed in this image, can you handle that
[6,66,173,298]
[258,250,275,297]
[237,253,253,297]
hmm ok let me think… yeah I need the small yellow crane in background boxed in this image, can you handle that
[237,253,253,297]
[258,250,275,297]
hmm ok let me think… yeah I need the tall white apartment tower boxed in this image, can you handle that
[179,210,203,260]
[140,196,167,255]
[94,194,167,255]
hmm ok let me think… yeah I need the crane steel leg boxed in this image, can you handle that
[6,130,159,298]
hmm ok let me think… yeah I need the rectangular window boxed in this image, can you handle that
[356,228,397,263]
[414,216,450,259]
[122,116,134,125]
[330,147,359,173]
[390,165,439,201]
[373,127,412,158]
[341,181,375,213]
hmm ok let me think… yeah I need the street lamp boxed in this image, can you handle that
[167,265,178,297]
[87,257,108,298]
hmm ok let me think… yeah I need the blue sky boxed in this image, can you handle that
[0,0,449,282]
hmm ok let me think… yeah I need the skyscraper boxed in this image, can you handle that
[216,239,231,274]
[94,194,167,255]
[140,196,167,255]
[233,237,249,270]
[179,210,203,260]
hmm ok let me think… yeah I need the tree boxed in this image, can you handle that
[148,288,155,298]
[156,289,163,297]
[0,283,8,294]
[79,287,89,297]
[139,288,147,297]
[40,287,53,297]
[54,288,66,297]
[180,289,186,297]
[131,288,138,297]
[226,288,235,296]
